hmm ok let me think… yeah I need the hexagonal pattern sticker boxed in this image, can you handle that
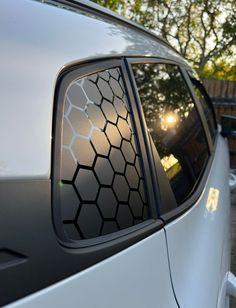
[59,67,149,240]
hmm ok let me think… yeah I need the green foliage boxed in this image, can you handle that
[223,15,236,41]
[200,60,236,81]
[92,0,236,80]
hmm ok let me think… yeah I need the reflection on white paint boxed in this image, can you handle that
[206,187,220,213]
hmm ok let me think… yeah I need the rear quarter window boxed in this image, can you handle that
[54,65,150,242]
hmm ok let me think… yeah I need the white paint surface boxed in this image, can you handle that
[7,231,178,308]
[165,136,231,308]
[0,0,186,179]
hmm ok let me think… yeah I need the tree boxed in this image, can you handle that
[92,0,236,80]
[202,58,236,80]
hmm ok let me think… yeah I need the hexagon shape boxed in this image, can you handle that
[116,204,133,229]
[123,95,130,113]
[139,180,147,203]
[63,117,74,146]
[114,97,128,119]
[67,83,87,109]
[102,221,119,235]
[113,175,129,202]
[131,134,137,152]
[129,191,143,217]
[97,78,113,102]
[117,118,132,141]
[101,100,118,124]
[75,169,99,201]
[125,164,139,189]
[83,78,102,105]
[105,123,122,148]
[109,148,125,173]
[109,77,123,98]
[72,137,95,167]
[118,77,125,93]
[88,73,98,83]
[127,114,132,128]
[95,157,114,185]
[61,148,77,181]
[76,79,83,85]
[97,187,117,218]
[86,103,106,130]
[135,157,142,177]
[68,108,92,138]
[60,183,80,220]
[63,223,81,240]
[143,205,149,219]
[99,71,110,81]
[91,130,110,156]
[109,68,120,80]
[77,203,102,238]
[121,140,135,164]
[64,97,71,115]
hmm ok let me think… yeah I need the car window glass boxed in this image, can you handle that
[132,63,210,204]
[59,67,149,241]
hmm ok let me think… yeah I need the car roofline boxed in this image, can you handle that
[36,0,181,56]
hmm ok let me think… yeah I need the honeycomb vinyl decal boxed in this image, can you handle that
[59,67,149,240]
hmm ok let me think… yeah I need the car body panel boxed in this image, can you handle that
[164,135,231,308]
[0,0,187,179]
[0,1,232,307]
[7,231,178,308]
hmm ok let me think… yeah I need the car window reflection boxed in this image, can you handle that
[132,63,209,204]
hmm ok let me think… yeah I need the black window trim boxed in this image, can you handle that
[185,72,219,156]
[183,70,219,157]
[187,73,218,139]
[181,69,214,152]
[125,57,218,223]
[125,58,179,215]
[52,58,163,249]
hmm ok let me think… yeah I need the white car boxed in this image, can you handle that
[1,0,236,307]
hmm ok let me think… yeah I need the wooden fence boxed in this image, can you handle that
[203,79,236,167]
[203,79,236,102]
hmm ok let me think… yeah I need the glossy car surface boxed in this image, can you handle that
[0,1,232,307]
